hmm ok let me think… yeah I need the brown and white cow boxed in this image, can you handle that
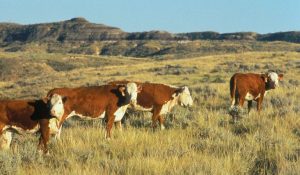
[110,81,193,130]
[229,71,283,120]
[0,99,60,153]
[46,82,139,139]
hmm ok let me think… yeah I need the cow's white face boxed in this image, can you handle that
[268,72,279,87]
[48,94,65,120]
[267,72,283,88]
[177,86,193,107]
[125,82,139,106]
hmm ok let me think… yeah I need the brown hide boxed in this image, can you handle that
[47,85,130,138]
[109,81,180,128]
[0,99,52,153]
[229,73,279,118]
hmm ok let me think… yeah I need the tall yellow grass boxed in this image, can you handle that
[0,51,299,174]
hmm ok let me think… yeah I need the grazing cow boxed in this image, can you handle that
[110,81,193,130]
[46,83,139,139]
[0,99,60,153]
[229,71,283,120]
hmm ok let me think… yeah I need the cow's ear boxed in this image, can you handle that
[261,74,268,82]
[137,85,142,93]
[118,85,126,96]
[42,97,48,103]
[278,74,283,81]
[62,96,67,103]
[173,87,185,97]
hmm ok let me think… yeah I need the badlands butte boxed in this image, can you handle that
[0,17,300,58]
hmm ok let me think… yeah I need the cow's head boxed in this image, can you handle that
[118,82,141,107]
[46,94,66,120]
[173,86,193,107]
[262,71,284,89]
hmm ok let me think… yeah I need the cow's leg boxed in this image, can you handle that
[105,111,115,139]
[231,96,245,122]
[238,97,245,108]
[38,120,50,154]
[158,115,165,130]
[237,96,246,113]
[54,126,62,140]
[114,121,122,131]
[151,106,162,130]
[247,100,253,114]
[0,130,13,150]
[230,95,237,108]
[54,113,68,141]
[229,92,240,122]
[256,96,264,113]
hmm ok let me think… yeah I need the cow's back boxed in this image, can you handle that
[138,83,176,107]
[48,85,115,101]
[0,100,46,130]
[232,73,265,93]
[109,81,177,107]
[47,85,123,118]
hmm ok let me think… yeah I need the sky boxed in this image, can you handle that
[0,0,299,34]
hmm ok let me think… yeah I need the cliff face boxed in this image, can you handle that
[1,18,300,58]
[1,18,300,43]
[0,18,127,43]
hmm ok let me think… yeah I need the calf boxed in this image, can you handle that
[229,71,283,120]
[0,99,60,153]
[46,83,139,139]
[110,81,193,130]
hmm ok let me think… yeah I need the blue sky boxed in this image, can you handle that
[0,0,299,33]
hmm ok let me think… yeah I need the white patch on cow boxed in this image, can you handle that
[231,98,236,108]
[126,82,138,106]
[255,93,261,100]
[130,104,153,111]
[98,111,106,119]
[49,118,60,135]
[54,127,62,140]
[245,93,254,101]
[49,94,65,119]
[160,98,178,115]
[66,110,106,120]
[155,86,193,115]
[177,86,193,107]
[245,92,260,101]
[268,72,279,87]
[8,124,40,134]
[0,130,13,150]
[114,105,129,122]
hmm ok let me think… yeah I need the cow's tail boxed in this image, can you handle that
[229,74,237,108]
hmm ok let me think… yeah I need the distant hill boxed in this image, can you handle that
[0,17,126,42]
[1,17,300,43]
[1,17,300,57]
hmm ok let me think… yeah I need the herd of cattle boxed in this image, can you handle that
[0,71,283,153]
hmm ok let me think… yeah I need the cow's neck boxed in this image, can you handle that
[160,95,179,115]
[265,82,273,91]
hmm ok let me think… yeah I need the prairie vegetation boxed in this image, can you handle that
[0,50,299,174]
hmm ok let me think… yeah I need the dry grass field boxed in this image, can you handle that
[0,50,299,174]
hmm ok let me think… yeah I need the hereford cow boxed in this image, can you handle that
[0,99,60,153]
[229,71,283,120]
[46,82,139,139]
[110,81,193,130]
